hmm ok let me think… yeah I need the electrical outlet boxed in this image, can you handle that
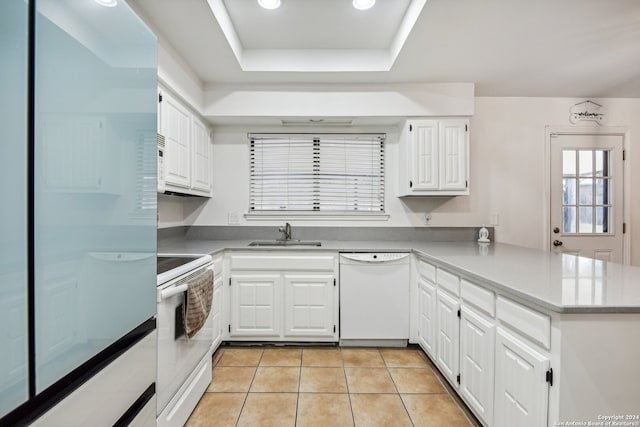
[424,213,432,225]
[228,211,240,225]
[490,212,499,226]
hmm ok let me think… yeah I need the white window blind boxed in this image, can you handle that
[249,134,385,213]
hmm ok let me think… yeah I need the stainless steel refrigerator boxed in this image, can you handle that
[0,0,158,424]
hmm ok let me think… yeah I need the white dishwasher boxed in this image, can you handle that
[339,253,410,347]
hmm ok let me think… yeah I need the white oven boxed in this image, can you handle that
[156,254,214,427]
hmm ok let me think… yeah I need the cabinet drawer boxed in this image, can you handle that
[230,254,335,271]
[496,296,550,349]
[417,258,436,282]
[436,268,460,296]
[461,279,495,317]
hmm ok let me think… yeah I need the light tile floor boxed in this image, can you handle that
[186,346,475,427]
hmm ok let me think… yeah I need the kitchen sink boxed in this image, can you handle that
[248,240,322,247]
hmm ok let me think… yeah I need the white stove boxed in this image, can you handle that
[156,253,214,427]
[157,254,212,286]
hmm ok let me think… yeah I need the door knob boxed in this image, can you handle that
[553,240,563,247]
[553,227,560,234]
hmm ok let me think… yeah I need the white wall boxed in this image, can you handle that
[157,194,185,228]
[164,96,640,265]
[181,123,488,230]
[472,97,640,265]
[127,1,204,112]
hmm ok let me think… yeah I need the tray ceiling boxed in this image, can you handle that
[210,0,423,71]
[130,0,640,97]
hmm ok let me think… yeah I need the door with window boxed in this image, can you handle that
[550,133,624,262]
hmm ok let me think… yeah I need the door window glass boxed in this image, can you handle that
[561,149,612,234]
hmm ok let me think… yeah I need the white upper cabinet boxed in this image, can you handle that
[161,90,191,189]
[439,120,468,190]
[158,87,212,197]
[411,120,439,191]
[190,115,213,195]
[398,118,469,196]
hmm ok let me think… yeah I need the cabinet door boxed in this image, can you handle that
[162,91,191,188]
[417,276,437,358]
[283,274,335,338]
[460,306,495,426]
[211,276,223,349]
[190,116,212,194]
[494,327,550,427]
[436,288,460,387]
[230,274,281,337]
[410,120,439,191]
[439,120,468,191]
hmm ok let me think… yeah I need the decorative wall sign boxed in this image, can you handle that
[570,100,606,124]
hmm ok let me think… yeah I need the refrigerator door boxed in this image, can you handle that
[0,0,29,417]
[33,0,158,392]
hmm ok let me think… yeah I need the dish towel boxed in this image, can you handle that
[183,268,214,339]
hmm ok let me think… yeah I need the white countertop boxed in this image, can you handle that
[158,239,640,314]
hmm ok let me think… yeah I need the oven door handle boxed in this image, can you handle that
[157,265,215,302]
[159,283,189,301]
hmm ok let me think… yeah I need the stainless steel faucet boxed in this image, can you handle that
[278,222,292,241]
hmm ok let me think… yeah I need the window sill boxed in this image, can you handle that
[244,212,390,221]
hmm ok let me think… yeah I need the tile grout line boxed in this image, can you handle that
[233,348,264,427]
[295,349,302,427]
[341,348,357,427]
[415,348,478,427]
[384,355,416,427]
[208,346,473,427]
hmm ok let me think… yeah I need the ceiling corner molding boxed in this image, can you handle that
[206,0,244,64]
[207,0,428,72]
[388,0,427,67]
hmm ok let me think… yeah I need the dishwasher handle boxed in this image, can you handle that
[340,253,410,264]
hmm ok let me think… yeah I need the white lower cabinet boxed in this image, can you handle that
[284,274,335,338]
[417,276,437,358]
[230,274,281,337]
[415,258,547,427]
[494,327,550,427]
[211,275,224,348]
[459,305,495,426]
[435,288,460,388]
[228,252,338,342]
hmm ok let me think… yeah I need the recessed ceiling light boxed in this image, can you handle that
[258,0,281,10]
[95,0,117,7]
[352,0,375,10]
